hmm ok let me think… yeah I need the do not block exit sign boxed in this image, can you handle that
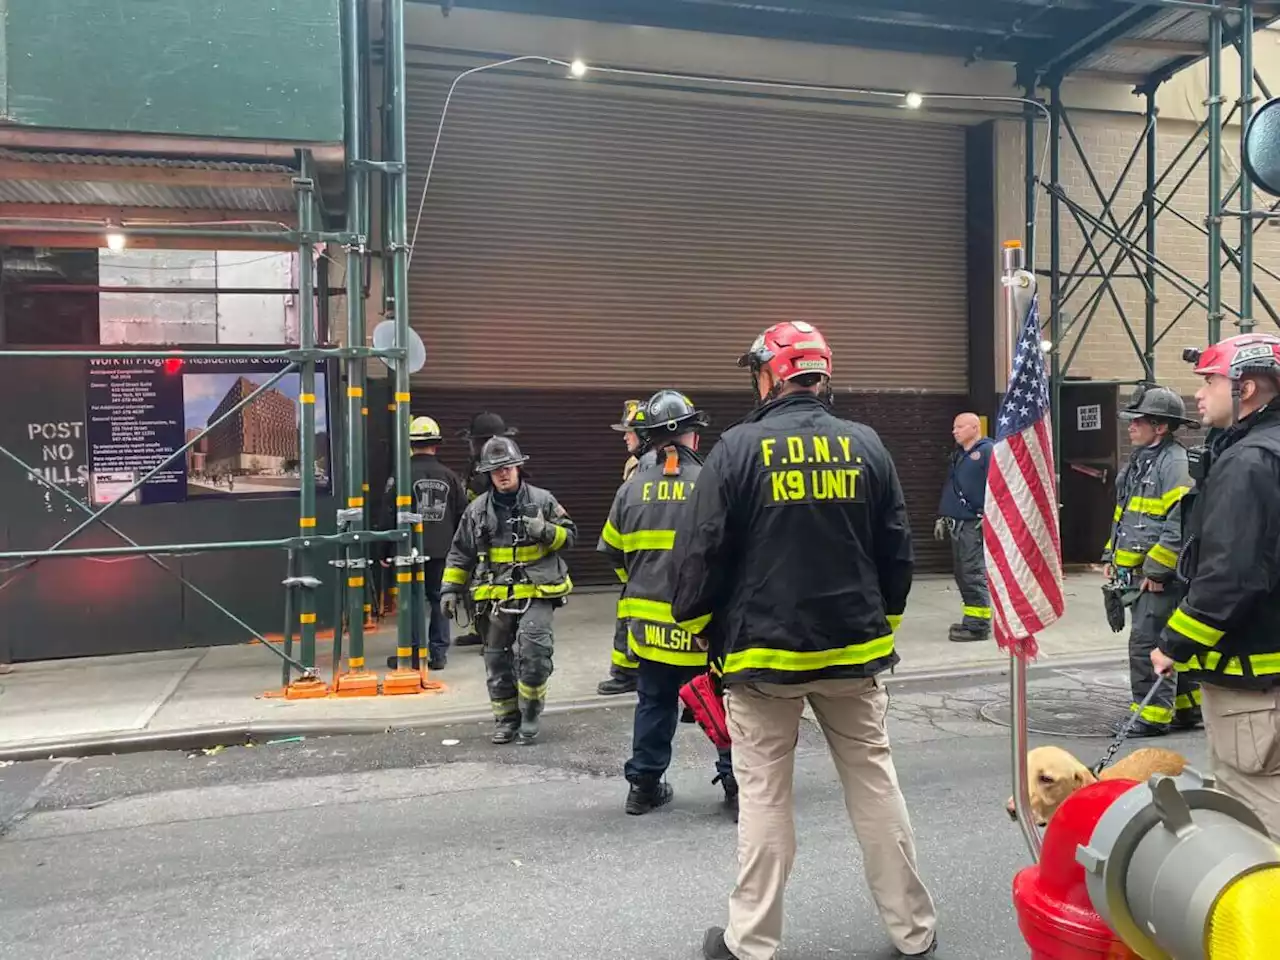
[1077,404,1102,431]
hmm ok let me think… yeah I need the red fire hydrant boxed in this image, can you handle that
[1011,779,1140,959]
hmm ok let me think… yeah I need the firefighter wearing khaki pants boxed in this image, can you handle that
[1152,333,1280,840]
[671,321,937,960]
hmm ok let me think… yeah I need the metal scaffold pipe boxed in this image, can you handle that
[387,0,416,675]
[339,0,372,685]
[1145,87,1159,377]
[293,156,322,686]
[1239,0,1256,333]
[1207,0,1225,343]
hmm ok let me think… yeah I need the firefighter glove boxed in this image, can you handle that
[442,594,459,620]
[522,512,550,542]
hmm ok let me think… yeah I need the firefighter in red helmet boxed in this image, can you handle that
[670,321,938,959]
[1150,333,1280,838]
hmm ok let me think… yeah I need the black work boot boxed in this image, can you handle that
[454,632,483,647]
[948,624,989,643]
[492,714,520,745]
[898,935,939,957]
[516,698,544,745]
[1173,707,1203,731]
[596,676,637,696]
[625,779,674,815]
[701,927,739,960]
[1114,716,1168,738]
[713,772,739,820]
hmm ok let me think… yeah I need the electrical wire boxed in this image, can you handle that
[408,55,1053,269]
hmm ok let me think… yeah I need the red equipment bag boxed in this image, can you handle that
[679,671,731,749]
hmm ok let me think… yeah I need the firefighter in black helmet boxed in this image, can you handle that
[599,390,736,816]
[452,412,521,648]
[1103,383,1199,737]
[598,399,647,696]
[442,436,577,744]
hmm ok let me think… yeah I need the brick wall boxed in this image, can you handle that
[996,112,1280,398]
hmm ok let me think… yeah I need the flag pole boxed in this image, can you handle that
[1001,239,1043,861]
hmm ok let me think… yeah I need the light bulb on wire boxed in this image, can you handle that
[105,228,127,253]
[905,92,924,109]
[570,59,588,78]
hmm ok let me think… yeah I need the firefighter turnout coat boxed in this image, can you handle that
[598,443,711,668]
[669,393,912,685]
[1160,406,1280,690]
[1102,437,1191,580]
[442,483,577,603]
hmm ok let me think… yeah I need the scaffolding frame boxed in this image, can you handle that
[0,0,431,696]
[1019,0,1277,467]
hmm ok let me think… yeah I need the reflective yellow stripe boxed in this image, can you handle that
[300,393,315,404]
[1114,548,1146,568]
[472,577,573,601]
[491,698,517,717]
[1249,652,1280,675]
[613,567,629,583]
[517,681,548,700]
[1126,485,1190,518]
[396,495,412,506]
[299,612,317,624]
[617,597,711,634]
[1130,701,1174,725]
[347,576,364,588]
[1147,543,1179,570]
[299,517,317,529]
[723,634,895,674]
[1175,690,1203,710]
[601,522,675,553]
[1113,505,1123,521]
[395,392,411,403]
[962,605,993,620]
[887,614,902,632]
[443,567,469,585]
[348,657,365,669]
[628,631,707,668]
[1168,608,1224,647]
[347,386,364,397]
[611,648,640,669]
[396,572,412,583]
[347,496,364,508]
[488,544,549,563]
[549,524,568,551]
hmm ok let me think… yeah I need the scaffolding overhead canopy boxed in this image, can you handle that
[431,0,1280,85]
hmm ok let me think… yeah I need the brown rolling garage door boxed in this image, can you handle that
[401,62,971,583]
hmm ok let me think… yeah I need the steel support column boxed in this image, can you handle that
[1207,0,1225,343]
[1049,83,1063,478]
[294,155,321,683]
[340,0,371,682]
[1144,89,1159,378]
[1024,88,1038,274]
[1239,0,1256,333]
[386,0,416,672]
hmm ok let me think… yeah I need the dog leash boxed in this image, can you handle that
[1091,673,1171,777]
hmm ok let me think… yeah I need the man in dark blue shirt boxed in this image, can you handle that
[935,413,994,643]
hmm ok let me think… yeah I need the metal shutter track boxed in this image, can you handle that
[404,70,968,392]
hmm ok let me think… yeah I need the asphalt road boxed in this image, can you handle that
[0,674,1208,960]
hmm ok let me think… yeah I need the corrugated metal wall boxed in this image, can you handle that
[401,64,972,582]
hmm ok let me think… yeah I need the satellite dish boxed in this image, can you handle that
[1243,96,1280,197]
[371,320,426,374]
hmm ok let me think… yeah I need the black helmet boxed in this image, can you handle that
[475,436,528,473]
[1119,383,1196,427]
[633,389,709,443]
[610,399,644,432]
[459,411,518,441]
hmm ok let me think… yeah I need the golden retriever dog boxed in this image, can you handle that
[1005,744,1188,826]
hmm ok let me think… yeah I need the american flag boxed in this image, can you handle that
[983,294,1065,660]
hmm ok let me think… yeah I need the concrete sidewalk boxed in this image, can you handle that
[0,572,1123,758]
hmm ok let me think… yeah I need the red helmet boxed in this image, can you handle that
[1184,333,1280,380]
[737,321,833,382]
